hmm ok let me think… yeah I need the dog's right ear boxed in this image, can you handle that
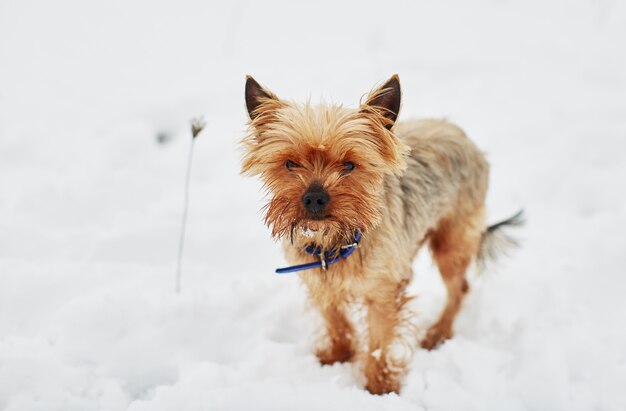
[361,75,401,131]
[245,76,280,120]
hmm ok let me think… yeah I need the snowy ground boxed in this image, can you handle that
[1,0,626,410]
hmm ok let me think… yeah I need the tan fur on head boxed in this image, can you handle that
[240,75,512,395]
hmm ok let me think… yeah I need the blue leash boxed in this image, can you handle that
[275,230,362,274]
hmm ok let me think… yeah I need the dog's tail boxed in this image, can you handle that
[476,209,525,271]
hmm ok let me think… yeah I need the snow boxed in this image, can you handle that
[1,0,626,410]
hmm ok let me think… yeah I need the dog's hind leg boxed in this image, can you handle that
[421,207,484,350]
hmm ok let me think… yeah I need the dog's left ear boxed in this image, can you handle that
[361,75,401,130]
[245,75,280,120]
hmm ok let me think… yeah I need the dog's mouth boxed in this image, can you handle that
[307,213,332,221]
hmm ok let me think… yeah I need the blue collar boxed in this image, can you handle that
[275,230,362,274]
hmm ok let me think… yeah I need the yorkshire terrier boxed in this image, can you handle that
[241,75,521,395]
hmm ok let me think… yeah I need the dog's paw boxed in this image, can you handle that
[364,360,401,395]
[315,344,355,365]
[420,324,453,350]
[365,379,400,396]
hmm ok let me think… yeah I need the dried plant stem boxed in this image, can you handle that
[175,117,205,294]
[176,138,195,293]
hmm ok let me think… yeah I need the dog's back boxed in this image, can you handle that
[397,119,489,210]
[385,118,490,248]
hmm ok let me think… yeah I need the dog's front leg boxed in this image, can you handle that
[311,293,356,365]
[363,284,411,395]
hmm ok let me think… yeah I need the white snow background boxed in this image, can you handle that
[1,0,625,410]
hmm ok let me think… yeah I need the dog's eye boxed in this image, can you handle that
[342,161,356,172]
[285,160,300,170]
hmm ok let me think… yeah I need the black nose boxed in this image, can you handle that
[302,186,329,213]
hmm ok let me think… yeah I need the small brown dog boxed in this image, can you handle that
[241,75,520,395]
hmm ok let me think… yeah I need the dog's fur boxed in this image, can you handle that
[241,75,514,394]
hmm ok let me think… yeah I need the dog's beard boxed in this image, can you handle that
[294,218,356,248]
[288,216,342,244]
